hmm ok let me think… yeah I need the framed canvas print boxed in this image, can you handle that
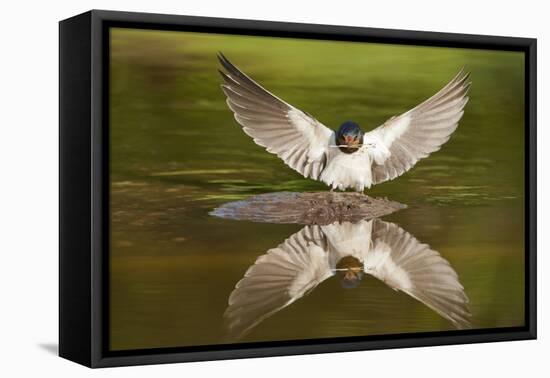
[59,10,536,368]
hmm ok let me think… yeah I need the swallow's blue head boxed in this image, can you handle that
[336,121,364,154]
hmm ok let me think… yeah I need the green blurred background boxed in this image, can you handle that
[109,28,525,351]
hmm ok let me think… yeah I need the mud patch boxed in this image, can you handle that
[210,191,406,225]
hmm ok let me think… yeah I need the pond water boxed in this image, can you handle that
[108,28,525,351]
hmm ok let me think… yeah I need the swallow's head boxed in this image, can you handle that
[335,255,364,289]
[336,121,364,153]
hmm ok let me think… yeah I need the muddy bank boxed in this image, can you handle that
[210,191,406,225]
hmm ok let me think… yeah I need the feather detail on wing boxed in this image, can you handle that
[218,53,333,180]
[364,69,471,184]
[223,226,332,340]
[364,220,471,328]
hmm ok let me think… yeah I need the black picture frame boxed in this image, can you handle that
[59,9,537,368]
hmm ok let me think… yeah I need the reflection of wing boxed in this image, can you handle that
[365,220,471,328]
[224,226,332,340]
[364,70,470,185]
[218,53,333,180]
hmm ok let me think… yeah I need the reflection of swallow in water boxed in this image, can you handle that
[218,53,470,192]
[224,219,471,341]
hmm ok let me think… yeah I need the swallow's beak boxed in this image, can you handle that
[344,135,355,144]
[344,269,359,281]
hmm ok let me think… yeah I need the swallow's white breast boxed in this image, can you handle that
[320,135,373,191]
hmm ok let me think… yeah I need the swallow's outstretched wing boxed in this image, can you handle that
[363,70,470,185]
[218,53,333,180]
[224,226,332,340]
[364,220,471,328]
